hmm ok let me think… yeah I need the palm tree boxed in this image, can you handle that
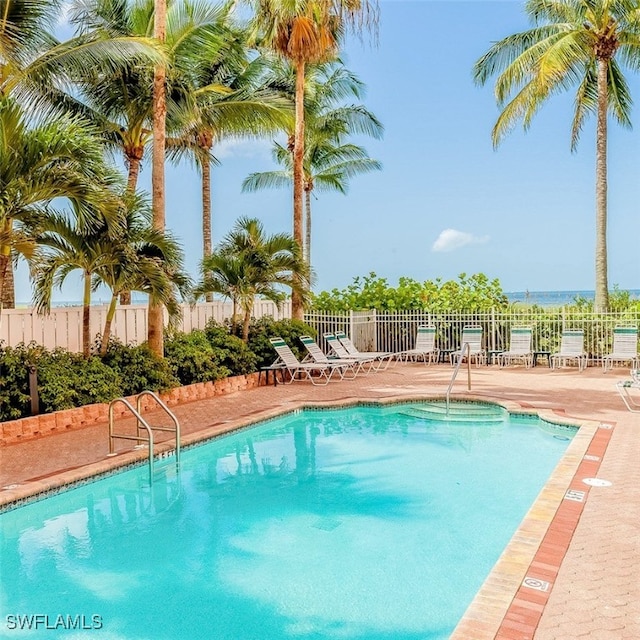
[0,97,118,312]
[32,189,190,356]
[32,212,120,358]
[0,0,162,307]
[197,216,311,341]
[70,0,221,307]
[473,0,640,312]
[149,0,168,356]
[93,193,190,355]
[166,45,293,294]
[243,138,381,265]
[248,0,379,319]
[242,61,382,265]
[1,0,162,105]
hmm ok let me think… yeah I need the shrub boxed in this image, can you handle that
[0,343,32,421]
[98,338,179,396]
[36,349,122,412]
[164,330,230,385]
[247,317,316,368]
[203,320,258,375]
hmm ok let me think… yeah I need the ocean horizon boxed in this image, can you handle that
[14,289,640,309]
[507,289,640,307]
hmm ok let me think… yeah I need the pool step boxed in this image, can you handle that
[399,402,507,424]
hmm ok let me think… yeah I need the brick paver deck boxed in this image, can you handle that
[1,363,638,639]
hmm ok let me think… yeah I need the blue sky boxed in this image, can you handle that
[16,0,640,303]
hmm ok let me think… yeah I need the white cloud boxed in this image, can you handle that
[432,229,490,252]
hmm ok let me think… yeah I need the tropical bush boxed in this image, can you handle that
[163,330,231,386]
[203,320,258,375]
[0,343,33,420]
[98,338,179,396]
[35,349,123,413]
[311,272,510,312]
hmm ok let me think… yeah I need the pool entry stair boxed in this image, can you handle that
[400,402,507,425]
[108,390,181,483]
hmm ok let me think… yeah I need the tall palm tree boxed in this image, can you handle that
[248,0,379,319]
[70,0,226,307]
[242,60,382,265]
[243,138,381,265]
[0,0,161,308]
[1,0,162,109]
[197,216,311,341]
[473,0,640,312]
[149,0,168,355]
[167,47,293,291]
[0,97,118,312]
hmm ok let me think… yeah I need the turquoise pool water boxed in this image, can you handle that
[0,403,575,640]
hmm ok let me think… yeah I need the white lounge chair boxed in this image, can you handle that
[299,335,359,378]
[322,333,377,373]
[602,327,639,372]
[497,327,533,368]
[335,330,396,370]
[616,369,640,412]
[550,329,588,371]
[450,326,486,367]
[269,337,347,385]
[398,326,439,365]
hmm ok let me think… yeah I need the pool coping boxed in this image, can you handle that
[0,393,608,640]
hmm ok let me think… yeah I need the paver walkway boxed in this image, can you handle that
[1,363,639,639]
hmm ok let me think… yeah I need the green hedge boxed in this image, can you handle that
[0,318,311,422]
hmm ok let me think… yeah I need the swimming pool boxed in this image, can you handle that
[0,402,576,640]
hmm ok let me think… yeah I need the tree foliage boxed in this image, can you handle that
[311,272,510,311]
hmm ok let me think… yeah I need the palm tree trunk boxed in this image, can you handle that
[304,188,312,267]
[242,306,251,342]
[202,155,213,303]
[232,297,238,333]
[1,253,15,309]
[120,154,143,305]
[0,220,12,313]
[594,57,609,313]
[82,270,92,358]
[291,59,306,320]
[127,155,142,194]
[100,294,119,356]
[148,0,167,356]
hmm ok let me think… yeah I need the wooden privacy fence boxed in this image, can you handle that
[0,300,290,352]
[2,304,639,363]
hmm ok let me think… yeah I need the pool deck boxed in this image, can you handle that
[1,362,639,639]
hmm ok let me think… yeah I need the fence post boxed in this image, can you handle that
[491,308,496,352]
[28,366,39,415]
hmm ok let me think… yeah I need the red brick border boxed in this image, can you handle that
[495,425,614,639]
[0,373,264,446]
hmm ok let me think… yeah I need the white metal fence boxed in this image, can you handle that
[0,300,290,351]
[2,304,639,364]
[304,309,640,364]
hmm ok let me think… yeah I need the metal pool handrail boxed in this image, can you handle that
[108,391,181,484]
[136,390,181,466]
[446,342,472,413]
[108,398,156,483]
